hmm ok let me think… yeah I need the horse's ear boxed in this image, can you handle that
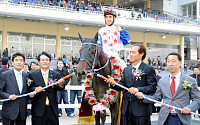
[78,32,85,42]
[93,32,98,44]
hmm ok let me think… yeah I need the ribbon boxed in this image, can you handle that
[97,74,200,117]
[92,103,106,114]
[0,73,75,102]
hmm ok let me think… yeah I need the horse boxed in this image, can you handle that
[77,33,121,125]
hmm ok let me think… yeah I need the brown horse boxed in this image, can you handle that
[77,33,121,125]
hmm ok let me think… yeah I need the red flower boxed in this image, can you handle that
[85,81,91,85]
[113,65,120,70]
[85,87,91,91]
[114,79,119,82]
[101,101,107,107]
[110,89,116,95]
[111,56,115,60]
[87,94,93,97]
[90,99,96,104]
[120,68,123,74]
[112,59,117,64]
[113,72,118,77]
[87,75,92,79]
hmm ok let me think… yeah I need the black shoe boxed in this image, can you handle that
[0,119,2,122]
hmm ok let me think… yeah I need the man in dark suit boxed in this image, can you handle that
[29,52,65,125]
[190,66,200,116]
[0,52,35,125]
[106,44,157,125]
[0,57,10,122]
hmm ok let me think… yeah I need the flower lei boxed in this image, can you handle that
[134,69,145,81]
[83,56,123,108]
[182,80,194,89]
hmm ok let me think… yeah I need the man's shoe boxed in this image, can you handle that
[58,113,62,117]
[69,113,75,117]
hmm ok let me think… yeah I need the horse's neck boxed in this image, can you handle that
[97,54,111,76]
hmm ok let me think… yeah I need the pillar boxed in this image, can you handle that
[2,19,7,57]
[56,24,61,59]
[147,0,151,9]
[197,0,199,23]
[180,36,184,67]
[112,0,117,6]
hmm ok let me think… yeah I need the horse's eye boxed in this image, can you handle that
[91,51,95,55]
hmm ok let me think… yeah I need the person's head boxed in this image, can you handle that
[37,52,51,71]
[166,52,182,75]
[104,8,116,26]
[1,57,9,66]
[72,60,78,67]
[23,63,29,73]
[57,58,64,70]
[193,66,199,75]
[12,52,25,72]
[31,61,37,71]
[130,44,146,64]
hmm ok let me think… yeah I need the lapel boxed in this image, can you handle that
[37,69,46,86]
[173,72,184,98]
[165,75,172,98]
[49,70,53,79]
[21,71,27,94]
[9,70,20,94]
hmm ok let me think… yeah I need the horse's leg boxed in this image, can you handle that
[100,110,106,125]
[95,111,101,125]
[110,102,120,125]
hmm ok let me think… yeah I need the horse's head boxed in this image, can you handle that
[77,32,99,82]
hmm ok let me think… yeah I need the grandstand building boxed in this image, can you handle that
[0,0,199,66]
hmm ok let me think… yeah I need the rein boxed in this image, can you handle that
[81,43,109,72]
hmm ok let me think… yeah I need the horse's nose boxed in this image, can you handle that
[81,71,86,75]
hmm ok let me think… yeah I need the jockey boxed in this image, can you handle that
[97,7,131,70]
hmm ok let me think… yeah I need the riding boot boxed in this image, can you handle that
[100,110,106,125]
[95,114,101,125]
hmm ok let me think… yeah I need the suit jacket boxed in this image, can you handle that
[29,69,64,117]
[0,67,10,80]
[190,74,200,87]
[144,72,200,125]
[0,69,29,120]
[112,62,157,116]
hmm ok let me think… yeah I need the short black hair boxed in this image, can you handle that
[193,66,199,71]
[31,61,36,65]
[1,57,9,65]
[57,58,64,64]
[166,52,182,61]
[24,63,29,66]
[12,52,25,62]
[72,60,78,65]
[37,52,51,61]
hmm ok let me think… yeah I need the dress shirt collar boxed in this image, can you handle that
[133,61,142,71]
[170,71,181,80]
[13,68,23,76]
[41,69,49,77]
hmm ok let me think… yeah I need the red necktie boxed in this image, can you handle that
[170,76,176,113]
[170,76,176,97]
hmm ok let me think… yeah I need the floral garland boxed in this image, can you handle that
[83,56,123,108]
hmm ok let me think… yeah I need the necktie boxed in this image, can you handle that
[43,72,49,105]
[17,72,23,94]
[170,76,176,97]
[170,76,176,113]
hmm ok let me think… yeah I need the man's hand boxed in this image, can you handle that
[35,86,45,93]
[9,94,17,100]
[58,78,65,86]
[128,87,139,94]
[29,91,36,98]
[135,92,144,99]
[181,107,191,114]
[116,24,122,32]
[104,75,115,85]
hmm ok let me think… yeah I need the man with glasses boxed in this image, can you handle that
[29,52,65,125]
[97,7,131,69]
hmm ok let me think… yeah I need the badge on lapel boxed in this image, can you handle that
[134,69,145,81]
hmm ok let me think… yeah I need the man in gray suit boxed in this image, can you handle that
[133,52,200,125]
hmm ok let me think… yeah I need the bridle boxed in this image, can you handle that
[80,43,109,72]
